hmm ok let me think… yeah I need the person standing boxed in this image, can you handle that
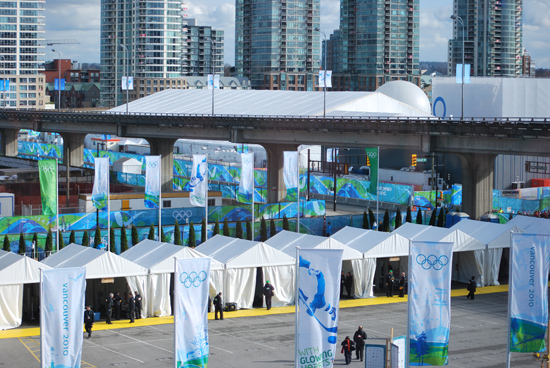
[263,281,275,310]
[467,276,477,300]
[134,291,142,319]
[345,272,354,298]
[386,270,395,297]
[105,293,114,324]
[326,222,332,237]
[84,305,95,338]
[340,336,355,365]
[353,326,367,361]
[399,272,406,298]
[213,292,224,320]
[340,271,346,297]
[128,292,135,323]
[114,292,122,320]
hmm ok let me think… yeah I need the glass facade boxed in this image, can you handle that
[448,0,523,77]
[235,0,320,89]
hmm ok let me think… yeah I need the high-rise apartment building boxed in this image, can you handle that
[235,0,321,90]
[100,1,224,108]
[327,0,420,91]
[181,19,224,76]
[0,0,48,109]
[448,0,523,77]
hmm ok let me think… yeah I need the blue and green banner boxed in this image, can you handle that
[365,148,378,196]
[509,233,550,353]
[190,155,208,207]
[92,157,109,211]
[145,156,160,209]
[409,241,453,366]
[283,151,298,201]
[38,159,57,216]
[238,153,254,204]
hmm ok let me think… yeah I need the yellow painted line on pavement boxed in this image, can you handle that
[18,336,96,367]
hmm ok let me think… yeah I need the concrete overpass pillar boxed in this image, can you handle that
[0,128,18,157]
[148,138,177,192]
[261,143,299,203]
[60,133,86,167]
[457,153,497,220]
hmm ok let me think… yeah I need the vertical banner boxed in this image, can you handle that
[365,148,378,196]
[145,155,161,208]
[455,64,463,84]
[38,159,58,216]
[325,71,332,88]
[41,267,86,368]
[175,258,211,368]
[409,241,453,366]
[296,249,343,368]
[464,65,471,84]
[509,233,550,353]
[207,75,219,90]
[284,151,298,201]
[190,155,208,207]
[239,153,254,203]
[92,157,109,211]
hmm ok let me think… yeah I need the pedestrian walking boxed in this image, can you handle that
[105,293,113,324]
[213,292,224,320]
[386,270,395,297]
[128,292,135,323]
[353,326,367,361]
[263,281,275,310]
[134,291,142,319]
[399,272,406,298]
[467,276,477,300]
[340,336,355,365]
[84,305,95,338]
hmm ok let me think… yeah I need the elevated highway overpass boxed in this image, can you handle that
[1,110,549,219]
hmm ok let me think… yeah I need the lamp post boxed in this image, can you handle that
[207,37,215,115]
[314,27,327,119]
[120,43,129,113]
[52,49,61,111]
[450,15,464,119]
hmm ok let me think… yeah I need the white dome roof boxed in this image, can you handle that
[376,81,432,115]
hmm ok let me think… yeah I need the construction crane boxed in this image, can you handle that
[45,39,80,46]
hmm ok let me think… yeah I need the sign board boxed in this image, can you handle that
[416,158,428,163]
[101,278,114,284]
[365,344,386,368]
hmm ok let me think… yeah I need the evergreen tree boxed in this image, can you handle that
[58,230,65,250]
[82,230,89,247]
[32,233,38,252]
[121,225,129,253]
[131,224,139,246]
[174,219,182,245]
[213,219,220,236]
[69,230,75,244]
[201,218,207,243]
[3,234,10,252]
[406,206,412,223]
[94,227,102,248]
[416,208,423,224]
[395,208,403,229]
[283,215,289,231]
[45,227,53,254]
[270,218,277,238]
[161,227,167,242]
[246,219,252,240]
[382,210,390,232]
[188,221,196,247]
[110,227,116,253]
[236,219,243,239]
[18,232,25,255]
[368,208,376,230]
[148,224,155,240]
[223,218,230,237]
[429,209,437,226]
[362,211,369,229]
[437,208,445,228]
[260,217,267,241]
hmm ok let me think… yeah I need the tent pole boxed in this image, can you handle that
[294,246,300,368]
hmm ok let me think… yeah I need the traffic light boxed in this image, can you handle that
[367,156,370,166]
[412,154,417,167]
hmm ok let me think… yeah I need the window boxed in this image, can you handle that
[163,200,171,208]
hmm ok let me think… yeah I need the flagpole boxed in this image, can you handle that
[39,268,44,365]
[205,156,209,241]
[158,155,162,242]
[376,146,379,231]
[252,163,255,241]
[294,246,300,368]
[406,239,412,368]
[173,257,177,368]
[506,232,514,368]
[296,148,300,233]
[107,164,111,251]
[56,159,59,252]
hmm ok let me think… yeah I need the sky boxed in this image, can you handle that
[45,0,550,69]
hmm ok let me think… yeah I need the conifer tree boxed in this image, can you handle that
[362,211,369,229]
[174,219,182,245]
[283,215,289,231]
[69,230,75,244]
[18,232,25,255]
[246,219,252,240]
[32,233,38,252]
[94,227,102,248]
[368,208,376,229]
[131,224,139,246]
[236,219,243,239]
[201,218,207,243]
[406,206,412,223]
[45,227,53,254]
[148,224,155,240]
[82,230,89,247]
[58,230,65,250]
[3,234,10,252]
[188,221,196,247]
[110,227,116,253]
[416,208,423,224]
[121,225,129,252]
[382,210,390,232]
[437,208,445,228]
[429,209,437,226]
[395,208,403,229]
[270,218,277,238]
[161,227,167,242]
[260,217,267,241]
[213,219,220,236]
[223,218,230,236]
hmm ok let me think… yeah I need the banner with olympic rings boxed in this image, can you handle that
[175,257,211,368]
[145,156,161,209]
[239,153,254,203]
[408,241,453,366]
[284,151,298,201]
[92,157,109,211]
[509,233,550,353]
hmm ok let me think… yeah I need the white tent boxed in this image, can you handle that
[112,157,142,174]
[0,251,51,330]
[42,244,149,318]
[507,215,550,234]
[265,230,365,298]
[121,240,224,317]
[451,219,524,286]
[196,235,295,309]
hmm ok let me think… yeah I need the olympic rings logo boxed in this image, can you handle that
[173,210,193,222]
[147,161,158,168]
[242,157,252,164]
[416,253,449,270]
[39,165,56,173]
[366,151,378,158]
[179,271,207,288]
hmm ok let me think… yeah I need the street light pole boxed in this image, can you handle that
[315,27,327,119]
[208,37,215,116]
[120,43,129,113]
[52,49,61,111]
[451,15,465,119]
